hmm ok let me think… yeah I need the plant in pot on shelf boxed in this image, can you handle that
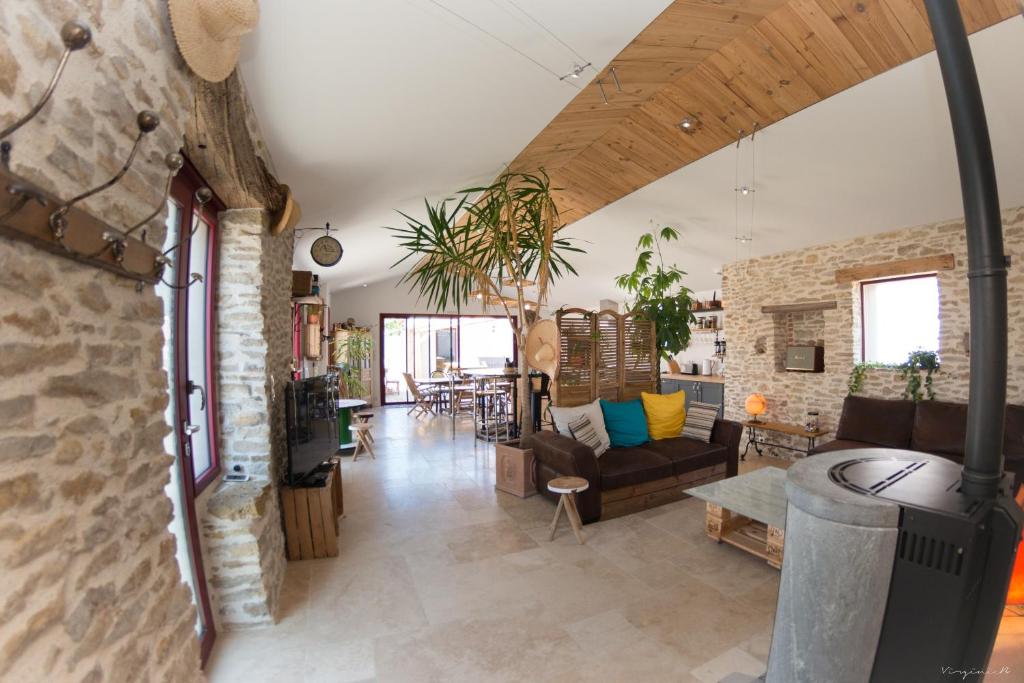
[614,226,696,384]
[847,350,940,401]
[388,169,584,454]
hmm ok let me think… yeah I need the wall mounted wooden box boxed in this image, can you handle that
[292,270,313,297]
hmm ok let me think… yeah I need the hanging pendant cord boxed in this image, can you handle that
[504,0,590,65]
[420,0,580,88]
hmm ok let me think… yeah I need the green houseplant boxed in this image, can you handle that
[847,350,940,401]
[332,327,373,399]
[388,169,583,440]
[614,226,696,365]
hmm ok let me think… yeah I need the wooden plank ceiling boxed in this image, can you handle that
[507,0,1019,224]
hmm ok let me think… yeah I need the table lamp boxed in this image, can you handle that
[745,393,767,423]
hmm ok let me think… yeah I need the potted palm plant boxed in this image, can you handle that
[388,169,582,443]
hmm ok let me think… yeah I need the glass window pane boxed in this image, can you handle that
[186,216,213,479]
[862,276,939,364]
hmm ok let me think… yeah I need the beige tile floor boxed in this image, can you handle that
[206,406,1024,682]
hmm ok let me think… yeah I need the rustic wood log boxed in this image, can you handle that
[184,71,287,214]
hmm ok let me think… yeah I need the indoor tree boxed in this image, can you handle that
[388,169,583,440]
[614,226,696,368]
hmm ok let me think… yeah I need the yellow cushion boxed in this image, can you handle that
[641,391,686,440]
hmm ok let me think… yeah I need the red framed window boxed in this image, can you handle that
[161,158,224,665]
[168,162,224,493]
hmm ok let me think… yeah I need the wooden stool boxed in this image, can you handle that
[355,412,374,442]
[547,476,588,544]
[349,424,375,461]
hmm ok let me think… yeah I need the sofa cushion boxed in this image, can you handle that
[641,437,727,477]
[641,391,685,440]
[681,401,718,443]
[911,400,968,457]
[809,439,888,455]
[568,414,608,457]
[549,399,611,454]
[598,447,674,489]
[600,399,650,448]
[835,396,915,449]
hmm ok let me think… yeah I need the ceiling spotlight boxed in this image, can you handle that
[362,283,368,288]
[739,186,752,196]
[678,117,701,135]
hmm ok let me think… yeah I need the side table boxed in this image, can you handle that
[741,420,828,460]
[547,476,588,544]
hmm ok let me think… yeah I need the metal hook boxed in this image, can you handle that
[160,271,204,290]
[84,152,184,260]
[48,110,159,245]
[162,186,212,259]
[1,184,48,223]
[1,20,91,167]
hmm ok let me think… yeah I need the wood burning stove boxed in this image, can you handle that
[765,2,1023,681]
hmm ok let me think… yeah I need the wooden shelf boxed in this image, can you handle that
[693,308,723,314]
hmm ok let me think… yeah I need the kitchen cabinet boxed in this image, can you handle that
[660,376,725,419]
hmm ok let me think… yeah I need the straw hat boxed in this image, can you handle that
[169,0,260,83]
[525,319,560,378]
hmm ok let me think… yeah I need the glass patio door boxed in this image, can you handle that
[379,314,516,404]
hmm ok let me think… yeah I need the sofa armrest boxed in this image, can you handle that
[529,431,601,485]
[710,419,742,478]
[528,431,602,521]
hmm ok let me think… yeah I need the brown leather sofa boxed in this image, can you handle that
[530,419,742,524]
[810,396,1024,491]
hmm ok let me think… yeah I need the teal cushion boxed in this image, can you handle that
[600,399,650,448]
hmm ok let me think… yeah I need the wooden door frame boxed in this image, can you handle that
[168,157,224,665]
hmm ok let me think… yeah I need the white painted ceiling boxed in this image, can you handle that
[238,0,674,284]
[241,5,1024,309]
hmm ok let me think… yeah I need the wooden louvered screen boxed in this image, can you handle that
[595,311,619,402]
[553,308,656,406]
[555,309,595,408]
[621,314,657,402]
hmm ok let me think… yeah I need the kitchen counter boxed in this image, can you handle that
[662,373,725,384]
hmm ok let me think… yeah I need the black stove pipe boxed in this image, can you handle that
[923,0,1008,499]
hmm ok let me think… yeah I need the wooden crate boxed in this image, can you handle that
[281,467,341,561]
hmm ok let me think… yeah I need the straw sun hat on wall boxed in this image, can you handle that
[168,0,260,83]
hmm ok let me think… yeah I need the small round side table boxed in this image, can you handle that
[547,476,589,544]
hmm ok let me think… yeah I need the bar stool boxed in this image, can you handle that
[349,424,375,461]
[355,411,374,442]
[547,476,588,544]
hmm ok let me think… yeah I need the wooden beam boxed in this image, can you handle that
[761,301,837,314]
[184,71,287,213]
[834,254,956,284]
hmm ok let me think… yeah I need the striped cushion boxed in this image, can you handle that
[568,414,608,457]
[681,402,718,443]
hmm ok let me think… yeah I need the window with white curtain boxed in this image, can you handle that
[861,275,940,364]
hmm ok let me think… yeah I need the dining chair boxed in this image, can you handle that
[402,372,436,418]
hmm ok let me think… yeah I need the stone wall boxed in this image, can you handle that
[0,1,202,680]
[204,208,292,628]
[723,206,1024,449]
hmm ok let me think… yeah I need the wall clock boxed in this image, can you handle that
[305,222,343,267]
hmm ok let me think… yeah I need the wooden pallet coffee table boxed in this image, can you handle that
[686,466,787,569]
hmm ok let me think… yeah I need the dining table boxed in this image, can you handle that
[335,398,368,451]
